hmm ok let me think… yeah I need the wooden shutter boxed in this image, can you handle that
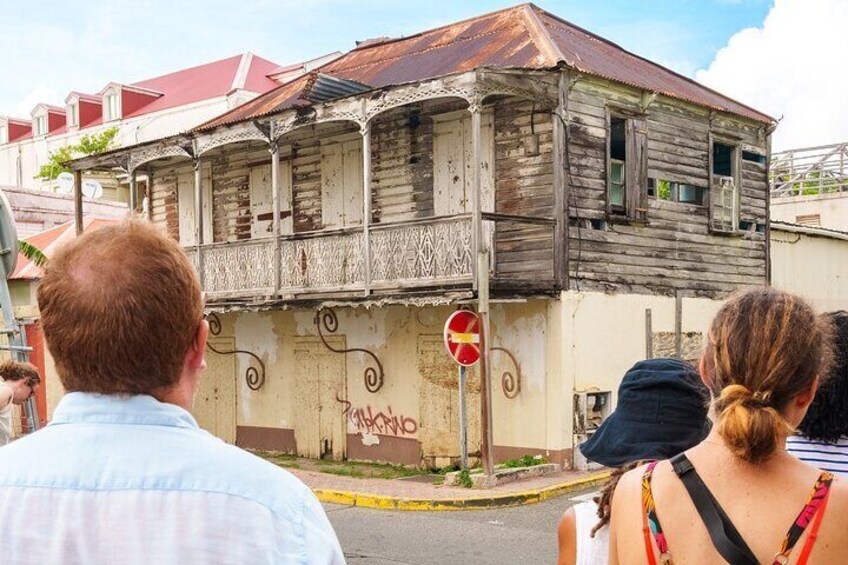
[249,164,273,238]
[177,165,212,245]
[626,117,648,220]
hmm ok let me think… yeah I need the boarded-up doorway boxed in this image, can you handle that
[293,336,346,460]
[417,335,481,460]
[193,337,237,444]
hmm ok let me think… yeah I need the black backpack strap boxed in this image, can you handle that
[670,454,759,565]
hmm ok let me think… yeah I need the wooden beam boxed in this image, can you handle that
[552,70,569,289]
[362,123,372,295]
[270,139,281,294]
[193,155,205,287]
[73,170,83,236]
[128,169,137,214]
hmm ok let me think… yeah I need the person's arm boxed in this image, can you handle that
[301,488,345,564]
[608,466,643,565]
[556,507,577,565]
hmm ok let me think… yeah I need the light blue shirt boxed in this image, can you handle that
[0,392,345,565]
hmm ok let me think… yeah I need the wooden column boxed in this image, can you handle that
[270,140,281,294]
[193,157,204,287]
[552,71,569,289]
[146,168,154,221]
[470,100,495,477]
[362,122,372,294]
[128,169,138,215]
[73,170,83,236]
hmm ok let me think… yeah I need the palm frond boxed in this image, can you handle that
[18,241,48,268]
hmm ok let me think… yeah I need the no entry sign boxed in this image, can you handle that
[444,310,481,366]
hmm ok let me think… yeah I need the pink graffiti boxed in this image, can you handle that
[335,392,418,437]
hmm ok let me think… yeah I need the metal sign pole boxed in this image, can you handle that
[459,365,467,469]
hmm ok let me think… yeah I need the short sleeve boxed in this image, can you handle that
[299,489,345,564]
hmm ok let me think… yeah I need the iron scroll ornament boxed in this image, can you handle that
[490,346,521,399]
[315,308,385,393]
[204,313,266,391]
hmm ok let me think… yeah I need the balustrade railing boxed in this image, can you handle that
[189,215,476,300]
[771,142,848,197]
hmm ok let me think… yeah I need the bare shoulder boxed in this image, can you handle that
[824,476,848,524]
[557,507,577,565]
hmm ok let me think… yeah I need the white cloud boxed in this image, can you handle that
[696,0,848,151]
[14,87,60,117]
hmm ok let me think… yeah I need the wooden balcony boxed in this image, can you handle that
[185,213,555,303]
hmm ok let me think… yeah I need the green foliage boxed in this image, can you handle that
[657,179,672,201]
[18,240,48,268]
[35,127,119,181]
[499,455,547,468]
[456,468,473,488]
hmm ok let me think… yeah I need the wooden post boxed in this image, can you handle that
[270,138,281,294]
[470,102,482,291]
[193,156,204,287]
[73,170,83,236]
[128,169,138,215]
[553,70,569,289]
[362,122,372,294]
[674,294,683,359]
[146,168,154,221]
[470,99,495,478]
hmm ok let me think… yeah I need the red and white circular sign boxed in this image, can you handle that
[444,310,481,367]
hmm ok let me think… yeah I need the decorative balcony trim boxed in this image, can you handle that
[205,313,266,391]
[491,346,521,399]
[315,308,385,393]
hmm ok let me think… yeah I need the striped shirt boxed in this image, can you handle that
[786,434,848,476]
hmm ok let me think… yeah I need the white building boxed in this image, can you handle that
[0,51,341,196]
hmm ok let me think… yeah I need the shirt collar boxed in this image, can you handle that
[50,392,199,429]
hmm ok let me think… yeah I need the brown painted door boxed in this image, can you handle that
[294,337,346,459]
[193,337,237,443]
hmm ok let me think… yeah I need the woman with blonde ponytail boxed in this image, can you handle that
[608,288,848,564]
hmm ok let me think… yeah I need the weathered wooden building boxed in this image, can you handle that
[69,4,775,469]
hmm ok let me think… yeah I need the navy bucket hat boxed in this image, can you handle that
[579,358,711,468]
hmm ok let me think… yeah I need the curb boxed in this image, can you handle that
[312,471,611,511]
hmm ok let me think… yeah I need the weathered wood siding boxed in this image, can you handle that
[565,76,769,298]
[493,98,556,282]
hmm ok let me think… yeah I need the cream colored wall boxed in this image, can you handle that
[560,290,723,414]
[771,193,848,231]
[771,229,848,312]
[220,301,561,461]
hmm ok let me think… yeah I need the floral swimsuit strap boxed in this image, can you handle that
[641,461,673,565]
[772,471,833,565]
[642,461,834,565]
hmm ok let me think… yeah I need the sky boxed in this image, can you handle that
[0,0,842,150]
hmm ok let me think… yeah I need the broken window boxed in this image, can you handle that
[709,141,738,233]
[648,179,708,206]
[742,151,766,164]
[607,113,648,220]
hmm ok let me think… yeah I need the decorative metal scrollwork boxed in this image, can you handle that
[204,313,266,391]
[490,346,521,399]
[315,308,385,393]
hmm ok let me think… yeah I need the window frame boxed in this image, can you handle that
[67,102,78,128]
[708,135,741,234]
[34,114,47,137]
[104,91,121,122]
[648,178,709,207]
[605,106,648,221]
[0,123,6,145]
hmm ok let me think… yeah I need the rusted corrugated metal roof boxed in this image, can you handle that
[197,3,773,131]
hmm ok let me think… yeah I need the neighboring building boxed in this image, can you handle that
[770,142,848,231]
[1,185,125,237]
[69,4,774,469]
[0,51,342,197]
[771,221,848,313]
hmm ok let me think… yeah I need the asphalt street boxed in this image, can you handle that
[325,488,596,565]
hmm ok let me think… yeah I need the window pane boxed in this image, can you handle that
[678,184,702,205]
[610,161,624,184]
[610,118,626,161]
[610,183,624,207]
[713,143,733,176]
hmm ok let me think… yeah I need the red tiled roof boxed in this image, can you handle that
[199,3,772,130]
[11,218,119,280]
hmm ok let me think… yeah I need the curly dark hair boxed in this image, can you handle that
[797,311,848,443]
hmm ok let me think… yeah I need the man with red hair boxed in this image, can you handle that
[0,220,344,564]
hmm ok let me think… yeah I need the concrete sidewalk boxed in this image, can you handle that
[289,467,610,511]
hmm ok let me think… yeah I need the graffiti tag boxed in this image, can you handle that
[335,393,418,437]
